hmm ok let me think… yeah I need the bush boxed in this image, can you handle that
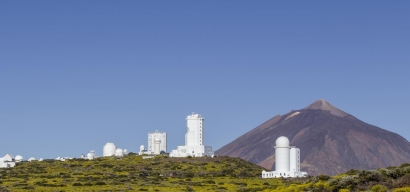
[186,186,194,192]
[316,174,331,181]
[371,184,388,192]
[202,180,215,184]
[95,181,106,185]
[394,188,410,192]
[394,173,410,188]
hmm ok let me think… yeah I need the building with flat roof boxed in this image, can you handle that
[170,113,214,157]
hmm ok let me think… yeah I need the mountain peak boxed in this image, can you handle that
[304,99,349,117]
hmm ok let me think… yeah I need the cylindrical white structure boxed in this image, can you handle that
[140,145,145,152]
[115,148,124,157]
[103,142,116,157]
[123,149,128,155]
[275,136,290,172]
[154,138,161,155]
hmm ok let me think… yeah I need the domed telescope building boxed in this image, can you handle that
[103,142,116,157]
[262,136,308,178]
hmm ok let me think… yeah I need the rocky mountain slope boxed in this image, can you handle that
[215,99,410,175]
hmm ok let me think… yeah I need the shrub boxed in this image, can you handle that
[346,169,359,175]
[371,184,388,192]
[394,173,410,188]
[316,174,331,181]
[95,181,106,185]
[202,180,215,184]
[394,188,410,192]
[186,186,194,192]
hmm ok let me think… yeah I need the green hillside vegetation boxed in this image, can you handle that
[0,154,410,192]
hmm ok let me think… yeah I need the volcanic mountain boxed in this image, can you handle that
[215,99,410,176]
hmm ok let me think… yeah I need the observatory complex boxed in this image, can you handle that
[262,136,307,178]
[170,113,214,157]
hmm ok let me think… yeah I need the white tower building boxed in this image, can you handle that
[185,113,204,146]
[170,113,214,157]
[103,142,116,157]
[154,138,161,155]
[275,136,290,172]
[148,130,167,153]
[262,136,307,178]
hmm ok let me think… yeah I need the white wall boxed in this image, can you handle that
[275,146,290,172]
[290,148,300,172]
[185,113,204,146]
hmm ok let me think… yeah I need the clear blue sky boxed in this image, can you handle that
[1,1,409,159]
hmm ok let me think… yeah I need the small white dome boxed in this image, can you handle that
[39,158,43,161]
[140,145,145,151]
[28,157,36,162]
[15,155,23,162]
[87,153,94,160]
[103,142,116,157]
[123,149,128,154]
[115,148,124,157]
[154,138,161,142]
[276,136,290,147]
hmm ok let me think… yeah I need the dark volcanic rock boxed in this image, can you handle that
[215,99,410,176]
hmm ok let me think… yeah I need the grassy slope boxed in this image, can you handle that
[0,155,282,191]
[1,154,410,192]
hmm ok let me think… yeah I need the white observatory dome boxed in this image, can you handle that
[115,148,124,157]
[123,149,128,154]
[154,138,161,142]
[15,155,23,162]
[28,157,36,162]
[103,142,116,157]
[87,153,94,160]
[140,145,145,152]
[276,136,290,147]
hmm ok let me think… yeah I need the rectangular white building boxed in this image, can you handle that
[170,113,214,157]
[148,130,167,153]
[290,148,300,172]
[0,154,16,168]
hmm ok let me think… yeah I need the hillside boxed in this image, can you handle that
[216,99,410,176]
[0,155,278,191]
[2,155,410,191]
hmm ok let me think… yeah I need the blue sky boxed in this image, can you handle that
[1,1,409,159]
